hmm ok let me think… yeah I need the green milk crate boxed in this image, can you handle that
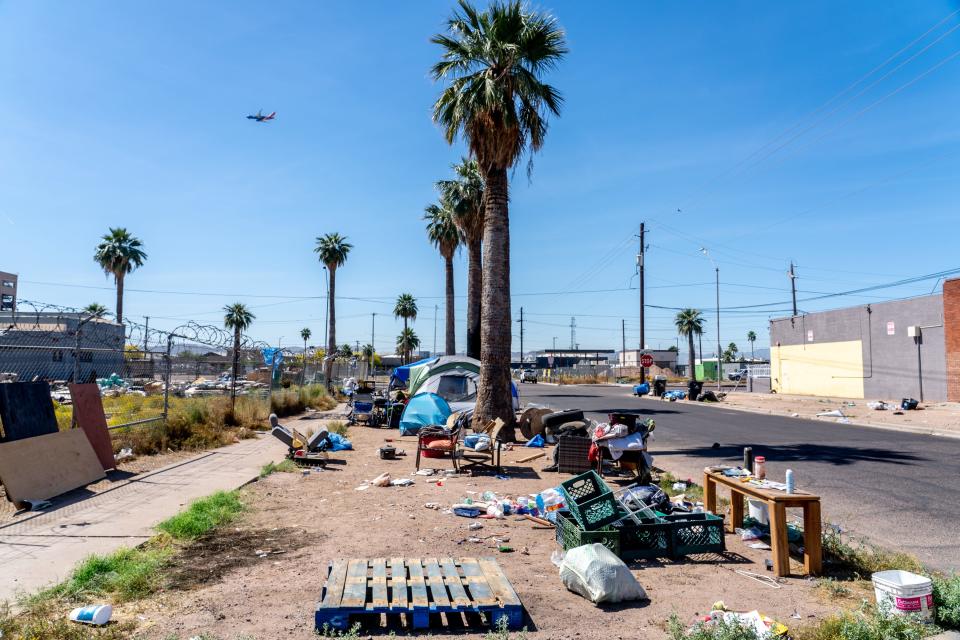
[554,510,621,556]
[559,470,621,531]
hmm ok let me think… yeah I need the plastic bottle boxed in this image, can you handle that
[69,605,112,626]
[785,469,794,494]
[754,456,766,480]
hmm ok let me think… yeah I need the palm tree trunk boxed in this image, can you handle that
[324,267,337,389]
[115,272,125,324]
[466,239,482,359]
[474,167,513,428]
[688,333,697,381]
[403,318,408,364]
[231,330,240,409]
[444,254,456,355]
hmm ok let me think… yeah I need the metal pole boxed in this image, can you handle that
[916,334,924,401]
[371,312,376,372]
[519,307,524,365]
[433,304,438,356]
[144,316,150,351]
[162,335,173,424]
[638,222,646,383]
[789,262,798,317]
[715,266,721,391]
[621,319,626,376]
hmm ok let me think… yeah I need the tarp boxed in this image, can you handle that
[398,392,451,436]
[389,357,435,387]
[408,356,480,396]
[406,355,520,411]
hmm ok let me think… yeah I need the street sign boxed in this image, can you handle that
[640,353,654,368]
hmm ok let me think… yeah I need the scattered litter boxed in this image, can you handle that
[901,398,919,411]
[390,479,414,487]
[734,570,782,589]
[424,502,441,510]
[749,542,772,550]
[867,401,890,411]
[791,413,800,418]
[69,604,112,626]
[22,499,52,511]
[415,468,436,476]
[115,448,134,462]
[525,434,545,448]
[498,545,514,553]
[469,522,483,530]
[837,417,851,424]
[816,409,845,418]
[355,485,369,491]
[371,473,391,487]
[559,544,648,604]
[672,481,688,492]
[453,507,481,518]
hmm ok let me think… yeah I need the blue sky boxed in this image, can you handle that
[2,1,959,356]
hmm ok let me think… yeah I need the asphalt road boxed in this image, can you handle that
[519,383,960,572]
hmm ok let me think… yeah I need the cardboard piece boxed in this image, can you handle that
[0,430,105,506]
[0,381,59,443]
[68,383,116,470]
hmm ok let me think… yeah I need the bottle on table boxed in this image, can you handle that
[754,456,766,480]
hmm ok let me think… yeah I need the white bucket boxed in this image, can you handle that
[69,604,112,626]
[748,499,769,525]
[871,570,934,621]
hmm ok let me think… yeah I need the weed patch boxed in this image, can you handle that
[157,490,244,540]
[668,613,760,640]
[792,603,935,640]
[260,459,298,477]
[821,526,924,578]
[933,573,960,629]
[328,420,349,437]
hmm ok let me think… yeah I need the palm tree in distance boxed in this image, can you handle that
[675,309,705,382]
[425,198,461,356]
[724,342,739,363]
[437,158,484,359]
[393,293,418,363]
[747,330,757,362]
[397,328,420,363]
[223,303,255,411]
[300,327,312,385]
[83,303,109,319]
[314,233,352,388]
[362,343,375,373]
[93,228,146,324]
[432,0,567,426]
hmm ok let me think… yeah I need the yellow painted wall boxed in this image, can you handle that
[771,340,865,398]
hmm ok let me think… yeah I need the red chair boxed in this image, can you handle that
[416,425,461,472]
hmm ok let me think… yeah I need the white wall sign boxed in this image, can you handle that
[886,321,895,336]
[806,330,814,342]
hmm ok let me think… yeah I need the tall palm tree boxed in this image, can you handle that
[361,343,375,373]
[424,198,460,356]
[724,342,739,363]
[747,330,757,361]
[432,0,566,426]
[393,293,418,363]
[437,158,485,359]
[397,328,420,363]
[675,309,705,382]
[83,303,109,319]
[314,233,352,388]
[223,303,255,410]
[300,327,312,385]
[93,228,146,324]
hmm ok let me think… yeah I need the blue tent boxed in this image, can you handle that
[390,357,435,388]
[399,392,451,436]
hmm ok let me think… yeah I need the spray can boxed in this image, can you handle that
[785,469,794,494]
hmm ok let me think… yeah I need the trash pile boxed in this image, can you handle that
[180,374,267,398]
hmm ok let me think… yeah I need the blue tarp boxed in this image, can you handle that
[327,432,352,451]
[399,392,451,436]
[390,357,436,387]
[633,382,650,396]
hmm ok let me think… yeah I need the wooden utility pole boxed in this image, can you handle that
[789,262,798,316]
[638,222,646,382]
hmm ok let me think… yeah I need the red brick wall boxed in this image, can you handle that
[945,278,960,401]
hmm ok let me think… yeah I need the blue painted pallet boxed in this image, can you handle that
[315,557,523,632]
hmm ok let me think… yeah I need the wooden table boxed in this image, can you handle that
[703,469,822,577]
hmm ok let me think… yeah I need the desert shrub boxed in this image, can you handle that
[933,573,960,629]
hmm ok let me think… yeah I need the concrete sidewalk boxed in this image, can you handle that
[0,434,286,603]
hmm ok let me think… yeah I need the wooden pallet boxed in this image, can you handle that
[315,557,523,631]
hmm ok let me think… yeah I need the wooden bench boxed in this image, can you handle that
[703,469,822,577]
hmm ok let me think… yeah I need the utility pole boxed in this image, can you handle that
[370,312,376,373]
[553,336,557,350]
[433,304,438,356]
[143,316,150,351]
[638,222,646,383]
[715,266,721,391]
[518,307,524,365]
[570,317,576,350]
[789,262,798,316]
[621,319,626,376]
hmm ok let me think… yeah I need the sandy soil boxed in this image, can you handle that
[716,392,960,437]
[123,416,847,640]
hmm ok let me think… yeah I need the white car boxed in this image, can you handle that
[519,369,538,383]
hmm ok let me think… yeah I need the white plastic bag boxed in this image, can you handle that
[559,543,647,604]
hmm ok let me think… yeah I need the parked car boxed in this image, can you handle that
[519,369,538,383]
[728,368,749,382]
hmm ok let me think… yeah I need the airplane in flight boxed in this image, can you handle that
[246,110,277,123]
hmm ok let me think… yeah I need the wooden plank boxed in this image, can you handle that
[407,559,429,609]
[389,557,407,610]
[478,557,521,607]
[440,558,471,608]
[705,470,819,502]
[424,558,450,609]
[319,560,349,608]
[769,502,791,577]
[730,491,745,533]
[69,383,116,470]
[369,558,388,610]
[803,501,823,576]
[460,558,496,606]
[0,430,105,506]
[0,382,59,443]
[340,559,369,609]
[703,472,717,515]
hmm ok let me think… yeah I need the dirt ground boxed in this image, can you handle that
[716,392,960,437]
[112,415,856,640]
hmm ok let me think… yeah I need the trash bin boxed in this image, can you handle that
[687,380,703,402]
[653,377,667,397]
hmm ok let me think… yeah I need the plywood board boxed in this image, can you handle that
[0,429,105,506]
[0,382,59,443]
[69,384,115,470]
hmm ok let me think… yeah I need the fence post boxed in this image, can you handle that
[73,318,82,383]
[162,335,173,424]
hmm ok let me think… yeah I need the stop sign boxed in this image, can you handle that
[640,353,654,368]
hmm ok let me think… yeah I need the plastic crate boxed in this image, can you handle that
[559,471,621,531]
[556,436,592,474]
[615,517,672,560]
[665,512,725,556]
[554,510,620,556]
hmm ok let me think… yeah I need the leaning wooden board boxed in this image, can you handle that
[316,557,523,632]
[68,383,116,471]
[0,429,105,506]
